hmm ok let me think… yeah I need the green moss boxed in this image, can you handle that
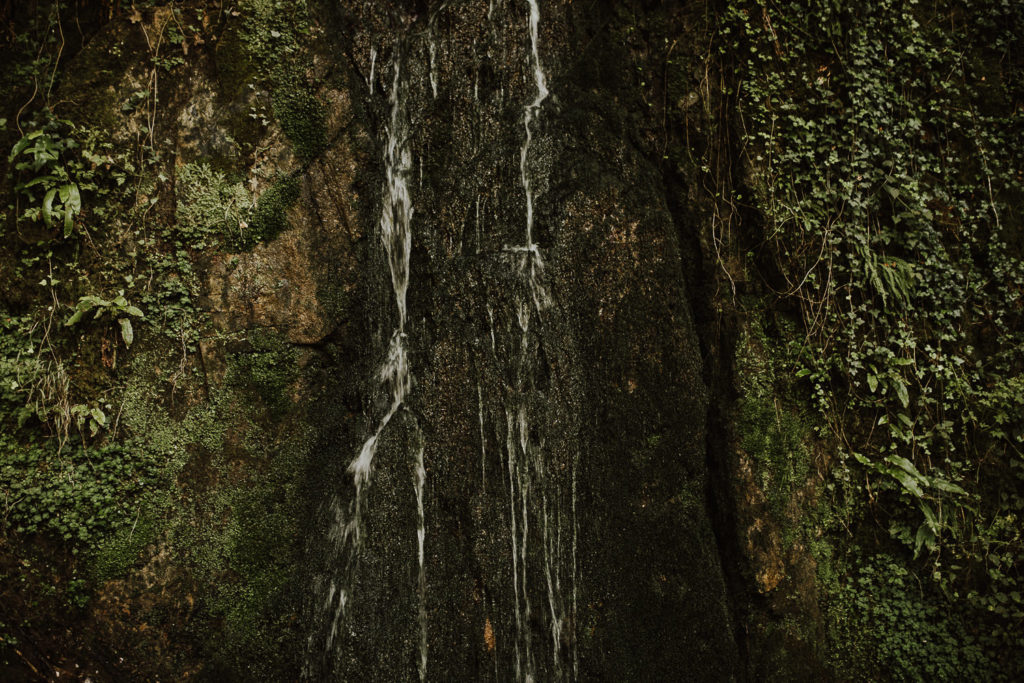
[231,175,300,251]
[238,0,327,161]
[735,313,814,525]
[91,505,162,582]
[226,328,300,417]
[106,332,308,676]
[175,162,252,250]
[270,83,327,162]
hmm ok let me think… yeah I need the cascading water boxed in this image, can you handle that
[498,2,575,680]
[307,45,428,681]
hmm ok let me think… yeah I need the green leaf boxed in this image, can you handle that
[894,379,909,408]
[67,183,81,212]
[63,201,73,237]
[886,455,927,483]
[919,501,939,532]
[125,305,144,318]
[119,318,134,347]
[930,476,967,496]
[894,470,924,498]
[66,308,85,325]
[914,522,937,558]
[21,175,57,189]
[89,407,106,426]
[867,374,878,392]
[9,135,31,161]
[42,188,56,227]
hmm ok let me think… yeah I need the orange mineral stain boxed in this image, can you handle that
[484,617,495,652]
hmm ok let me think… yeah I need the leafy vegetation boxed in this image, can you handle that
[66,291,144,347]
[0,1,317,676]
[717,0,1024,675]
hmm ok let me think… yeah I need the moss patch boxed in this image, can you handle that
[238,0,327,161]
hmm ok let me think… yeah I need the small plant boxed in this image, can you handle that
[8,127,82,236]
[70,402,110,438]
[65,292,144,347]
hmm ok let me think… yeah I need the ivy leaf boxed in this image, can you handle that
[867,374,878,392]
[894,379,910,408]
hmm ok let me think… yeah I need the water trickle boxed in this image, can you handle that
[497,4,580,680]
[414,443,428,682]
[504,0,551,311]
[310,49,428,679]
[369,46,377,94]
[505,409,523,682]
[521,0,549,246]
[479,383,487,489]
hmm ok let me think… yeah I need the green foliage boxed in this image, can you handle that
[721,0,1024,674]
[736,315,814,523]
[174,161,297,251]
[8,128,81,236]
[174,161,252,249]
[66,291,144,347]
[238,0,327,161]
[0,435,160,546]
[6,116,131,238]
[827,554,1000,681]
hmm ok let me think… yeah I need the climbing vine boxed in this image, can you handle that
[720,0,1024,671]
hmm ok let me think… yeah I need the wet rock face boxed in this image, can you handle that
[40,0,737,679]
[304,0,737,680]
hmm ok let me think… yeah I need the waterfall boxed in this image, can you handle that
[345,53,414,551]
[498,2,574,680]
[308,46,428,680]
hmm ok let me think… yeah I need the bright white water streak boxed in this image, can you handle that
[369,46,377,94]
[520,0,549,252]
[320,54,428,679]
[414,444,428,682]
[507,3,578,680]
[345,56,414,525]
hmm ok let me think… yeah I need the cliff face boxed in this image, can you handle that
[1,1,739,680]
[6,0,1020,681]
[303,2,737,679]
